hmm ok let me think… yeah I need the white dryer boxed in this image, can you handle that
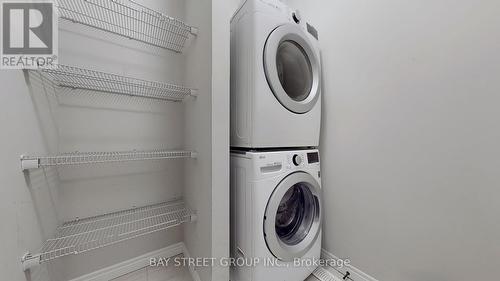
[230,0,322,149]
[230,149,323,281]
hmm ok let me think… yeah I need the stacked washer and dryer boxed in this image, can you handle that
[230,1,323,281]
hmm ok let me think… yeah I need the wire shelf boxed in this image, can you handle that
[21,149,197,170]
[37,65,197,102]
[21,199,196,269]
[56,0,198,52]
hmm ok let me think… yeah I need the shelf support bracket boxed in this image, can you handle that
[190,27,199,36]
[21,252,41,271]
[21,156,40,171]
[189,89,198,98]
[190,152,198,158]
[190,212,198,222]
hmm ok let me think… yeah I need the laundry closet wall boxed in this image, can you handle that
[53,2,187,277]
[184,0,239,280]
[0,0,232,280]
[287,0,500,280]
[0,53,60,281]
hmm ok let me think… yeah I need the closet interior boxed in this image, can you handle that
[18,0,223,280]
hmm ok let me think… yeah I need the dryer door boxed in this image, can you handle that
[264,171,322,261]
[264,23,321,114]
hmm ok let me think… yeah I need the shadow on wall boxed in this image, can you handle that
[23,265,51,281]
[20,71,62,281]
[21,167,61,281]
[20,68,187,281]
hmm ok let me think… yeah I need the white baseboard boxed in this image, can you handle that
[321,249,379,281]
[69,242,196,281]
[181,243,201,281]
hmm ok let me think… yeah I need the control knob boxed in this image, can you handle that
[292,154,303,166]
[292,11,301,23]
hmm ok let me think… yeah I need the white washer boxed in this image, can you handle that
[230,149,322,281]
[230,0,322,148]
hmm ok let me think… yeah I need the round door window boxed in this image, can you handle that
[264,172,322,261]
[276,41,313,102]
[264,24,321,114]
[275,183,317,246]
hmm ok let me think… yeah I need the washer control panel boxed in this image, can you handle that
[287,151,319,166]
[306,151,319,163]
[286,150,319,169]
[248,149,320,175]
[282,150,319,173]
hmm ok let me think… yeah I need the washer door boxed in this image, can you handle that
[264,172,322,261]
[264,23,321,114]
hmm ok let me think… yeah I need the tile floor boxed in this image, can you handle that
[305,267,343,281]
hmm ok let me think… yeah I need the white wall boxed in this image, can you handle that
[0,70,58,281]
[288,0,500,280]
[183,0,214,280]
[0,1,199,280]
[184,1,239,280]
[210,0,241,280]
[54,1,189,279]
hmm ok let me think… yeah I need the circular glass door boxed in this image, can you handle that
[264,172,322,261]
[264,24,320,114]
[276,41,313,102]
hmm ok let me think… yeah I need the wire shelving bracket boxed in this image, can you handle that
[21,149,197,171]
[56,0,198,52]
[36,65,197,102]
[21,199,196,271]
